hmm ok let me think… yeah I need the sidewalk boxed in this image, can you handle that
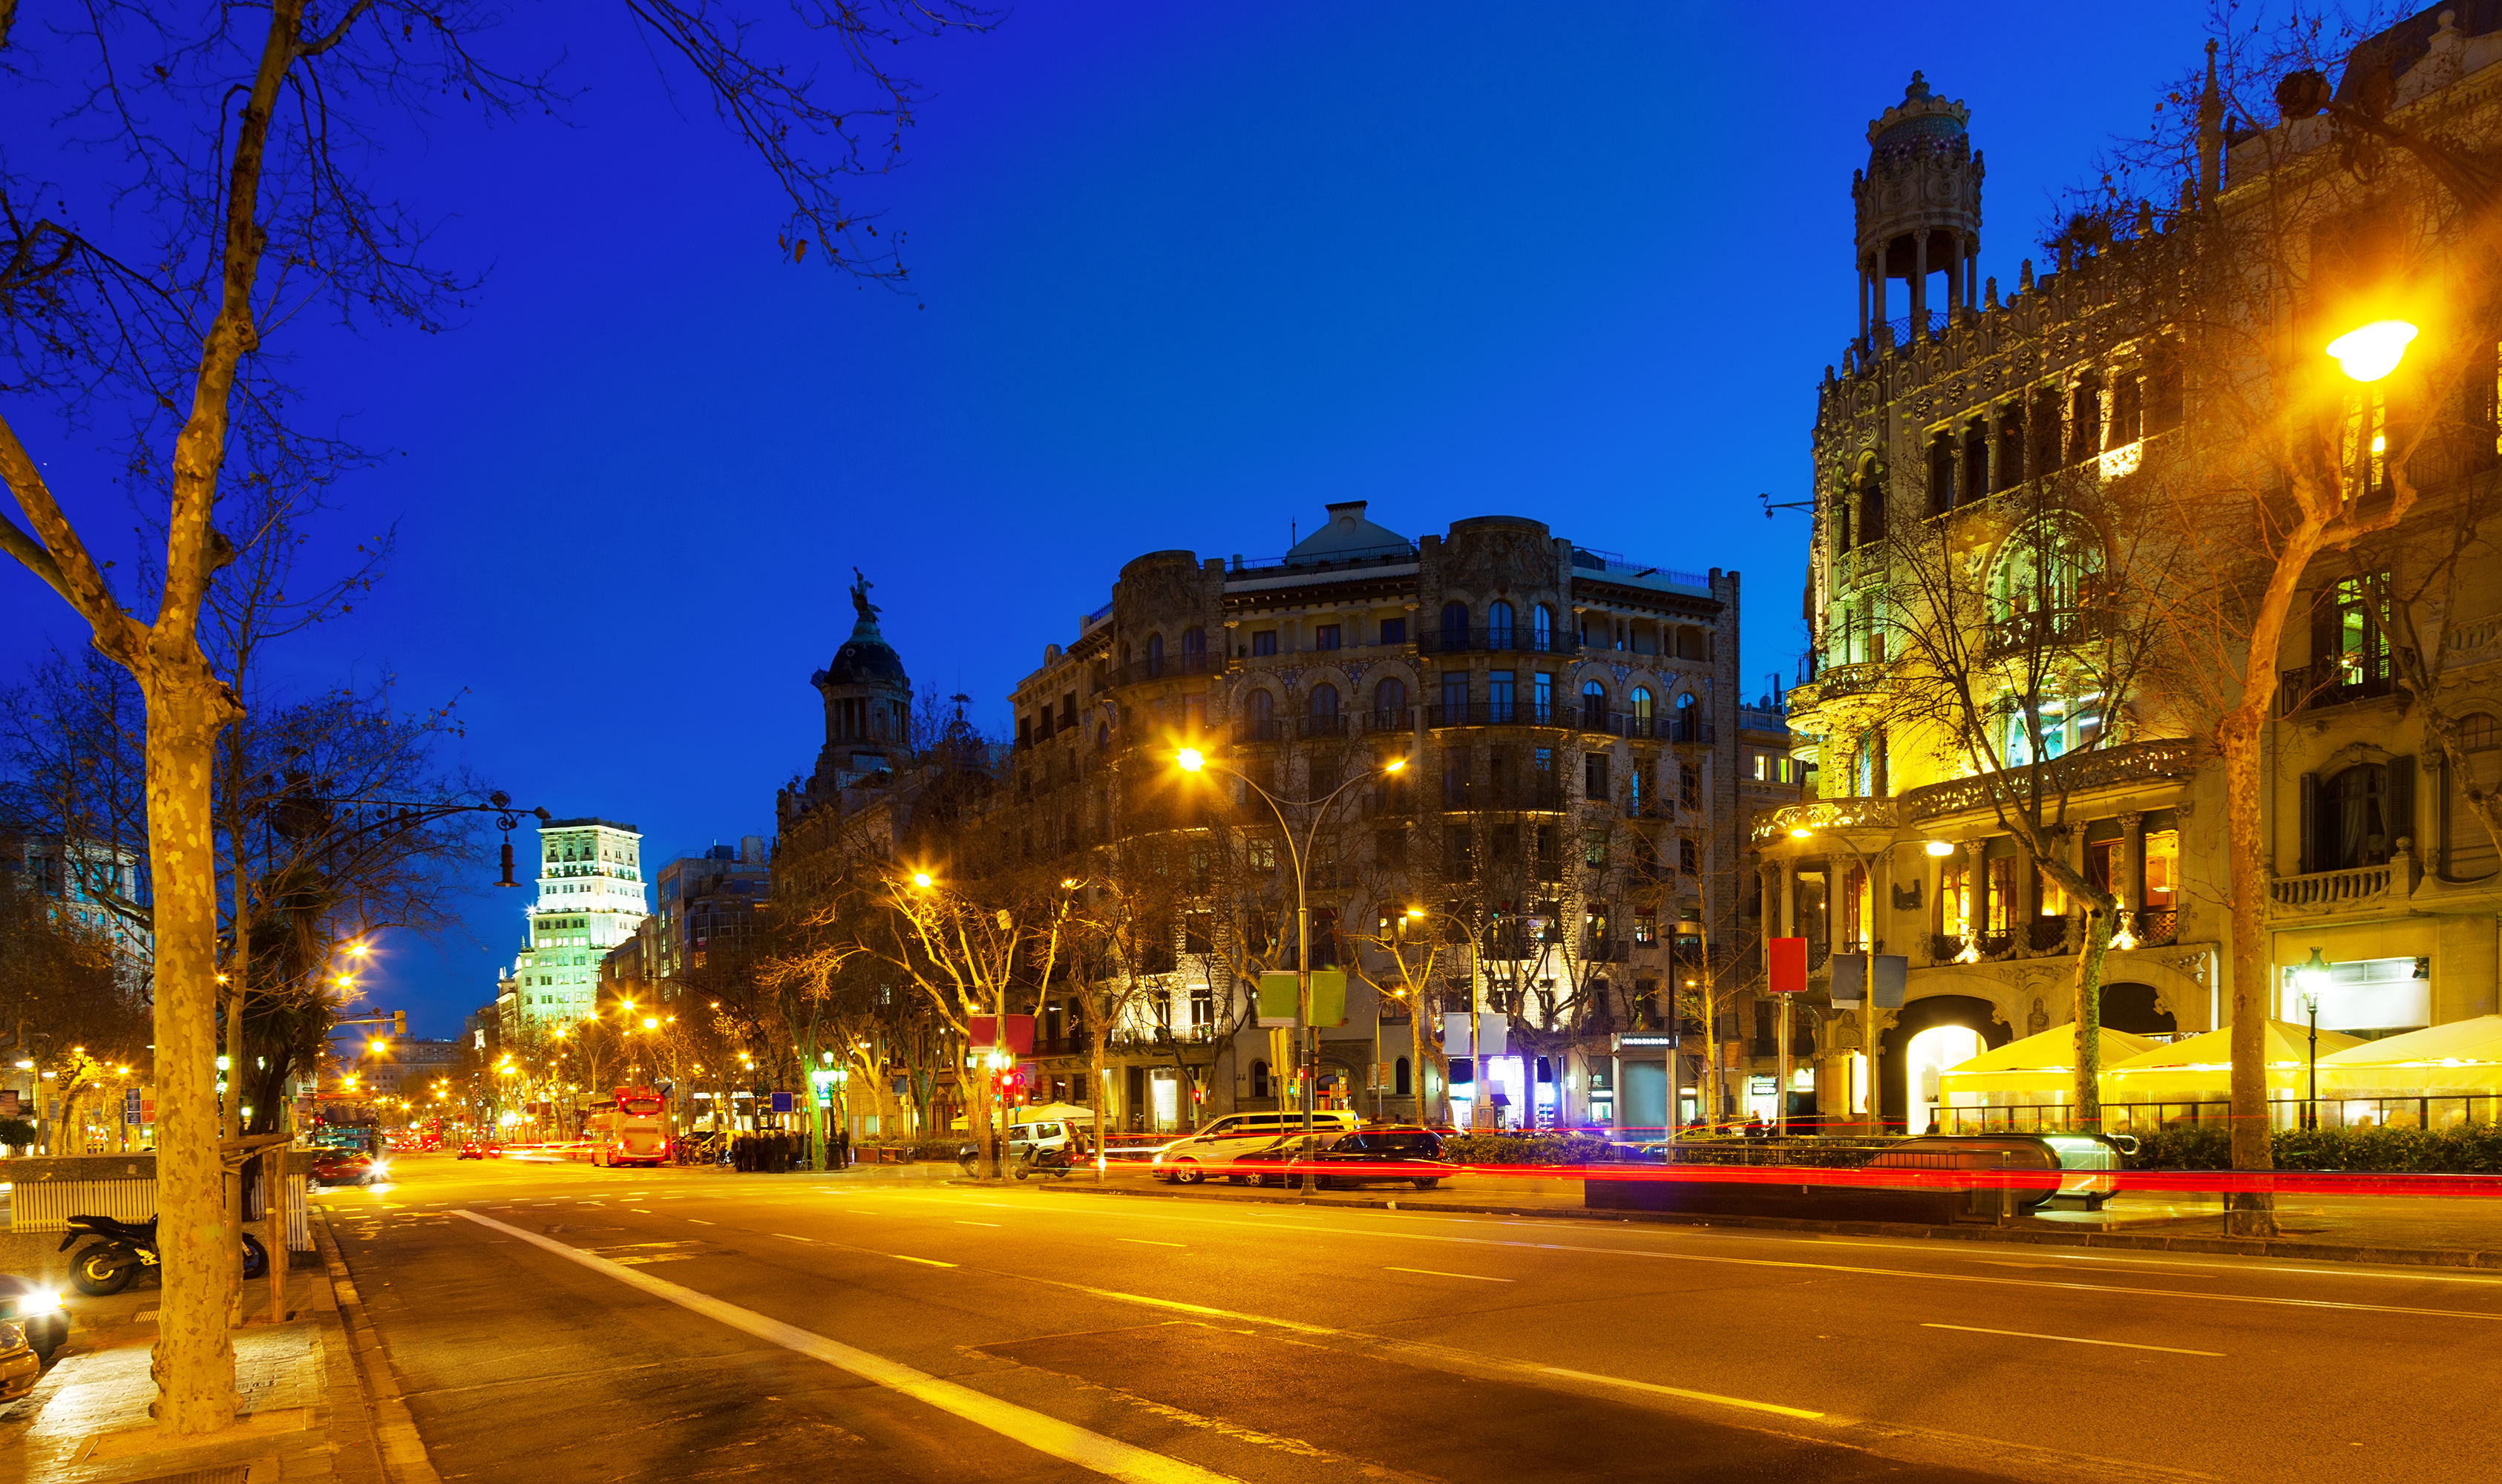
[0,1215,423,1484]
[1037,1169,2502,1268]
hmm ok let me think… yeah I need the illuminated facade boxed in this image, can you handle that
[498,817,649,1028]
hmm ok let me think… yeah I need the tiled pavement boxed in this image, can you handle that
[0,1219,409,1484]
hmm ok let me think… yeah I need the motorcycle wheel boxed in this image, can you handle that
[72,1243,134,1296]
[242,1232,269,1281]
[1008,1156,1032,1181]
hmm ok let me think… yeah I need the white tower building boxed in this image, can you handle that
[501,817,648,1026]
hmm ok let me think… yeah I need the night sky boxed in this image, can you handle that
[2,3,2217,1034]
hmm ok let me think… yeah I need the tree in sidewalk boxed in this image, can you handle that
[1877,446,2190,1131]
[0,1,991,1425]
[2073,16,2502,1230]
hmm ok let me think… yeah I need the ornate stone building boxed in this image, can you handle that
[1000,502,1788,1134]
[1769,13,2502,1137]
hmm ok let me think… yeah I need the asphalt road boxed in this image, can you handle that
[318,1155,2502,1484]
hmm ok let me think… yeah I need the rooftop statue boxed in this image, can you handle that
[851,566,881,625]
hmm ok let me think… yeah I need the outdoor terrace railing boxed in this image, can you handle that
[1897,738,2205,821]
[2277,655,2403,715]
[1415,626,1575,657]
[1094,651,1222,693]
[2268,861,2399,912]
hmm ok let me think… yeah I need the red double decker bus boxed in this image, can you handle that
[583,1086,668,1169]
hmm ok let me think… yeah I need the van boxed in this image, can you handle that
[1151,1111,1360,1183]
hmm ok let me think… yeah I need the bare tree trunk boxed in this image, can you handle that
[145,681,240,1432]
[1092,1028,1107,1183]
[2218,711,2279,1236]
[2070,899,2114,1132]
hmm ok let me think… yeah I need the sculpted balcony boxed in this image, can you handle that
[2267,848,2417,919]
[1753,796,1906,845]
[1897,738,2205,821]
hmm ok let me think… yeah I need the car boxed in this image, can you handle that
[1150,1127,1311,1184]
[1222,1133,1339,1187]
[456,1140,503,1160]
[1310,1128,1451,1189]
[310,1150,384,1186]
[0,1275,69,1377]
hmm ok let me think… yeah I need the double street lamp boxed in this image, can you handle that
[1175,745,1405,1187]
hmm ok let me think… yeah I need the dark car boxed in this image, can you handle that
[1311,1129,1450,1189]
[1225,1129,1452,1190]
[456,1140,502,1160]
[310,1150,381,1186]
[0,1273,69,1379]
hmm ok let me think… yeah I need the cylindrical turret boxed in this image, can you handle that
[1851,72,1983,347]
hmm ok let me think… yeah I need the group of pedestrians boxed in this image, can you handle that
[725,1128,855,1172]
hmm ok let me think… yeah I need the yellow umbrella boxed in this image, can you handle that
[1939,1025,2162,1103]
[2315,1015,2502,1098]
[2103,1020,2362,1101]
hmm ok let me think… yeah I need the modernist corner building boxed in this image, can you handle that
[498,817,651,1028]
[1766,18,2502,1137]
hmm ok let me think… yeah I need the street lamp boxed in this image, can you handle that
[2326,321,2418,383]
[2296,948,2333,1130]
[1176,746,1406,1185]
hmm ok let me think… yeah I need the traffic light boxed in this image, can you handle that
[392,1010,407,1037]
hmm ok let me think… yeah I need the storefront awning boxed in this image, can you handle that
[2315,1015,2502,1098]
[1939,1025,2161,1100]
[2103,1020,2362,1101]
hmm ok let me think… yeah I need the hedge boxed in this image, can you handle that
[2126,1124,2502,1173]
[1441,1132,1628,1166]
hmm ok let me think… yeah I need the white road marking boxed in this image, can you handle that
[454,1210,1226,1484]
[1540,1365,1824,1420]
[1386,1266,1512,1283]
[1921,1322,2224,1357]
[894,1254,957,1268]
[688,1219,715,1226]
[1118,1238,1184,1248]
[773,1233,816,1244]
[631,1209,654,1214]
[956,1221,1002,1228]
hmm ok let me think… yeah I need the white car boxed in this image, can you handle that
[1150,1112,1361,1184]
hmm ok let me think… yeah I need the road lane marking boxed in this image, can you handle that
[1921,1322,2224,1357]
[1118,1238,1184,1248]
[894,1254,957,1268]
[453,1211,1224,1484]
[773,1233,816,1244]
[1539,1366,1824,1419]
[1386,1267,1513,1283]
[688,1219,715,1225]
[630,1209,654,1214]
[956,1221,1003,1228]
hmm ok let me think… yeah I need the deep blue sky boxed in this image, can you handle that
[4,3,2218,1034]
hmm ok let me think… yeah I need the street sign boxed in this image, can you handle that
[1769,936,1807,994]
[968,1014,1035,1053]
[1614,1032,1677,1049]
[1872,953,1907,1009]
[1830,953,1862,1005]
[123,1087,142,1125]
[769,1091,795,1114]
[1441,1011,1507,1056]
[1257,971,1349,1027]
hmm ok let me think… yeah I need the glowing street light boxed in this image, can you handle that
[2325,320,2418,383]
[911,871,934,890]
[1924,839,1956,857]
[1174,747,1205,772]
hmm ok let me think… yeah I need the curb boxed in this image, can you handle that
[315,1212,443,1484]
[1031,1181,2502,1270]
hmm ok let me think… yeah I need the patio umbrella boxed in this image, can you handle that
[1939,1025,2162,1103]
[2103,1020,2362,1101]
[2314,1016,2502,1098]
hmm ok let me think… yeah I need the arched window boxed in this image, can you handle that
[1441,602,1470,650]
[1250,1060,1271,1099]
[1674,691,1698,743]
[1096,722,1110,749]
[1395,1057,1412,1097]
[1582,680,1608,729]
[1245,688,1278,741]
[1309,683,1340,729]
[1488,601,1515,651]
[1181,626,1206,668]
[1988,515,2105,631]
[1533,605,1555,651]
[1373,676,1408,728]
[1145,631,1165,678]
[2449,714,2501,881]
[1630,687,1654,732]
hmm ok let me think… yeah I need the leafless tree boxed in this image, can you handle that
[1,1,993,1422]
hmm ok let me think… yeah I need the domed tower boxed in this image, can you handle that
[809,568,914,789]
[1852,72,1982,345]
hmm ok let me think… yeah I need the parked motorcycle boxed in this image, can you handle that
[1007,1143,1076,1181]
[60,1215,269,1296]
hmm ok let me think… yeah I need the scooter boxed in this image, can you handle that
[1007,1143,1078,1181]
[60,1215,269,1296]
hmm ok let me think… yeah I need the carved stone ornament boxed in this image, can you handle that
[2027,995,2049,1036]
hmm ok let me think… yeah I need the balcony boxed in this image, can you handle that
[1417,626,1574,657]
[1898,738,2205,821]
[2027,917,2071,953]
[2268,858,2407,916]
[1981,603,2112,660]
[2278,655,2403,715]
[1752,796,1906,844]
[1440,781,1567,812]
[1094,651,1222,693]
[1427,701,1568,729]
[2129,906,2178,946]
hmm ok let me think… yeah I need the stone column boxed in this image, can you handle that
[1859,255,1870,338]
[2120,810,2146,923]
[1780,860,1798,937]
[1910,233,1928,335]
[1873,242,1888,328]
